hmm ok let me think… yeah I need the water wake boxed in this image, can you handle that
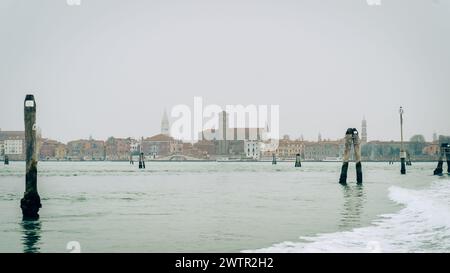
[245,180,450,253]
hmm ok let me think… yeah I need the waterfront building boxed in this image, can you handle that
[105,137,132,161]
[55,144,67,160]
[141,134,182,158]
[360,139,441,161]
[422,143,440,158]
[181,142,194,157]
[193,140,216,159]
[303,140,341,161]
[225,110,266,140]
[200,126,265,143]
[275,139,305,160]
[245,140,261,160]
[0,130,25,160]
[361,141,405,161]
[39,138,67,160]
[4,139,23,156]
[67,138,105,161]
[130,139,140,154]
[225,140,246,157]
[200,111,266,157]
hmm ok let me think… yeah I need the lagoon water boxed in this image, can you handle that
[0,161,449,253]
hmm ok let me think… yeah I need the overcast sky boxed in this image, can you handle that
[1,0,449,143]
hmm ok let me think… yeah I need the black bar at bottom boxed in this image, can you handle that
[0,253,446,272]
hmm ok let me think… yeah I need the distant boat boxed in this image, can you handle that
[323,157,342,162]
[216,157,230,162]
[216,157,258,162]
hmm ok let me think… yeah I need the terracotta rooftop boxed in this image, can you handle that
[145,134,174,142]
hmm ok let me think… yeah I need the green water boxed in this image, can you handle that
[0,162,439,252]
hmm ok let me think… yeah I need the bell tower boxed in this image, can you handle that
[161,109,170,136]
[361,116,367,143]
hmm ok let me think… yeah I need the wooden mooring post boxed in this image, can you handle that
[399,107,406,175]
[434,143,450,176]
[295,153,302,167]
[339,128,363,185]
[139,152,145,169]
[20,95,41,220]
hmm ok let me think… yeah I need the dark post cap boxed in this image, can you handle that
[346,128,358,135]
[25,94,35,101]
[24,95,36,109]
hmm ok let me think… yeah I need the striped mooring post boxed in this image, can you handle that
[20,95,42,220]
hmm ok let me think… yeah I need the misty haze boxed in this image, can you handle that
[1,0,450,259]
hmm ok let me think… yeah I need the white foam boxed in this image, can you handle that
[244,180,450,253]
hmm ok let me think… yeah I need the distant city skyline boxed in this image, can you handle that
[0,113,442,144]
[1,0,449,143]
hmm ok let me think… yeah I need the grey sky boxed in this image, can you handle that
[1,0,449,143]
